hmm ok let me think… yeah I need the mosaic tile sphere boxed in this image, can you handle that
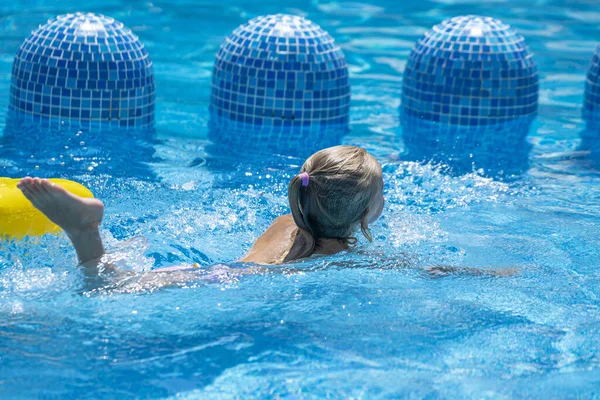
[401,15,538,172]
[402,15,538,128]
[10,12,155,128]
[581,47,600,157]
[209,14,350,152]
[583,45,600,126]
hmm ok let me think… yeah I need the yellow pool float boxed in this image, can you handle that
[0,178,94,239]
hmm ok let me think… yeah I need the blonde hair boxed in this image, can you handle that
[285,145,383,262]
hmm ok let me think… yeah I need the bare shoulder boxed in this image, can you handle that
[239,214,298,264]
[271,213,294,226]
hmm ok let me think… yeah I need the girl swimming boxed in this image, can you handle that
[16,145,385,276]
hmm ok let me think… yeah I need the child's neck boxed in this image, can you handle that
[314,238,349,255]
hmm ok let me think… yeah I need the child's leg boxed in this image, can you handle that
[17,178,105,273]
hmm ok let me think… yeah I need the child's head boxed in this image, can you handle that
[287,145,384,258]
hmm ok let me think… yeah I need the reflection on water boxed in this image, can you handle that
[208,111,348,158]
[1,110,159,180]
[400,113,534,176]
[203,111,350,191]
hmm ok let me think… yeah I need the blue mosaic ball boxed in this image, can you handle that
[402,15,538,127]
[400,16,538,168]
[10,12,155,128]
[583,46,600,125]
[209,14,350,152]
[581,46,600,155]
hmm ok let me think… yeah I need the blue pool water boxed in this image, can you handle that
[1,0,600,398]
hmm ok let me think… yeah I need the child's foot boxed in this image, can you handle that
[17,177,104,236]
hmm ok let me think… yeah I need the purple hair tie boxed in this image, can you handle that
[300,172,310,187]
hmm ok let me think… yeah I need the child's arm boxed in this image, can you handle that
[425,265,519,277]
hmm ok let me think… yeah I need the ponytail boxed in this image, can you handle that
[360,211,373,242]
[285,174,317,262]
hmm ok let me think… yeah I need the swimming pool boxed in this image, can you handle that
[1,0,600,397]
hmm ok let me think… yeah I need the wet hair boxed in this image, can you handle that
[285,145,383,262]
